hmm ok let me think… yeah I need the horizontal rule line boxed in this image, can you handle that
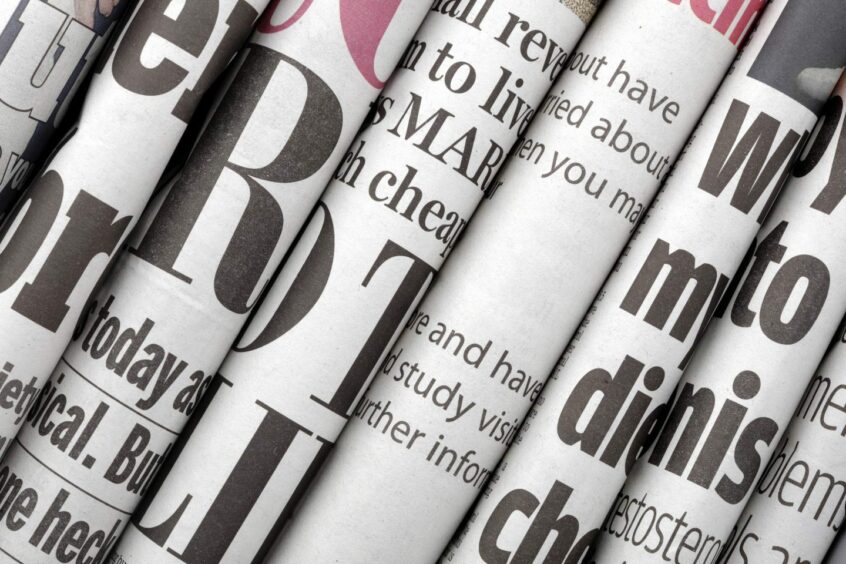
[60,356,179,435]
[0,545,24,563]
[15,437,133,515]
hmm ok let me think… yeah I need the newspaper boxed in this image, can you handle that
[592,68,846,563]
[436,1,846,562]
[726,320,846,564]
[112,1,597,563]
[0,0,132,221]
[0,2,430,564]
[263,1,770,563]
[0,1,268,561]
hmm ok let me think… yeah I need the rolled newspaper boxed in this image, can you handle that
[726,321,846,563]
[592,68,846,563]
[440,1,846,562]
[266,1,769,563]
[0,0,132,221]
[0,1,430,563]
[0,0,269,561]
[112,1,597,563]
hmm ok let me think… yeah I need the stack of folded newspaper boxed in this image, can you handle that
[0,1,844,563]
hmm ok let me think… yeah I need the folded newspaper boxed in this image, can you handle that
[441,2,846,562]
[0,1,430,563]
[594,65,846,563]
[0,1,842,563]
[729,319,846,563]
[113,0,589,562]
[0,0,267,561]
[266,1,767,562]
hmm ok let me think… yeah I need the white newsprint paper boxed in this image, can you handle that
[0,1,431,564]
[113,1,595,563]
[0,0,269,562]
[594,69,846,563]
[726,319,846,563]
[442,1,846,563]
[268,1,769,564]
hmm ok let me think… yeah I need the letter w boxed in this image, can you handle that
[698,99,802,223]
